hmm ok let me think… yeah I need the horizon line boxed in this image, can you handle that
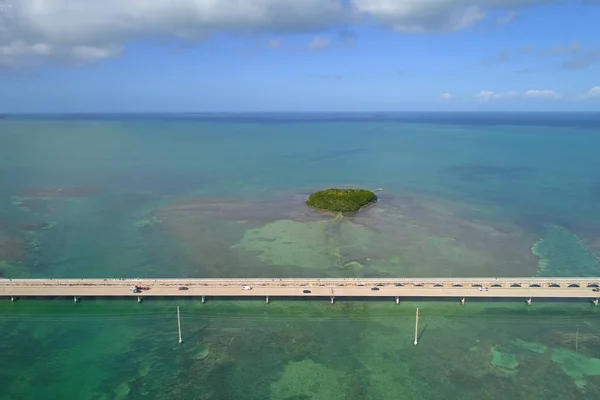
[2,111,599,115]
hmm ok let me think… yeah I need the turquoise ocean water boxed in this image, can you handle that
[1,113,600,399]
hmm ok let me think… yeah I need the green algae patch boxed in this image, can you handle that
[551,348,600,379]
[532,225,600,276]
[306,188,377,213]
[490,340,547,373]
[509,339,547,354]
[491,348,520,371]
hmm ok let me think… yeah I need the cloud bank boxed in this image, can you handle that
[0,0,348,67]
[471,87,600,101]
[586,86,600,98]
[440,93,457,100]
[0,0,565,68]
[475,90,519,100]
[525,89,562,99]
[350,0,560,33]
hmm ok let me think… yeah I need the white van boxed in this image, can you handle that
[479,287,489,291]
[242,285,252,290]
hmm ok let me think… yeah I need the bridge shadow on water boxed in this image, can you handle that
[5,296,598,306]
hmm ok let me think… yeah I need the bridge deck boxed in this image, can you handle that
[2,278,600,299]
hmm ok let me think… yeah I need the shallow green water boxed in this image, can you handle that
[2,113,600,398]
[1,299,600,400]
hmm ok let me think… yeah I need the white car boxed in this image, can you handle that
[242,285,252,290]
[479,287,489,291]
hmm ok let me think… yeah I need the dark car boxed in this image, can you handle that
[303,290,312,294]
[371,287,380,291]
[178,286,189,291]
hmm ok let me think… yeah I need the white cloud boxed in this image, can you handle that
[475,89,562,101]
[350,0,558,33]
[525,89,561,99]
[0,0,348,67]
[351,0,483,33]
[567,86,600,101]
[475,90,518,101]
[0,0,564,68]
[586,86,600,98]
[440,93,457,100]
[309,36,331,50]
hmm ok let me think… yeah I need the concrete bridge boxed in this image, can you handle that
[2,278,600,304]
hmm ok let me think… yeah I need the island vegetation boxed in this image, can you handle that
[306,188,377,213]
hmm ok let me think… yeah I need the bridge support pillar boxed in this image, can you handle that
[395,296,400,304]
[526,298,532,306]
[593,298,598,307]
[201,296,205,304]
[266,296,269,304]
[74,296,79,303]
[137,296,142,303]
[460,298,465,305]
[330,296,335,304]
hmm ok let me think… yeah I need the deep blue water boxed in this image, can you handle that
[2,112,600,128]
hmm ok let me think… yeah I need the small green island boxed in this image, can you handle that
[306,188,378,213]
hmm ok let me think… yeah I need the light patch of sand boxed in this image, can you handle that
[234,219,374,270]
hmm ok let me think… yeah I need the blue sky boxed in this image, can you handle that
[0,0,599,112]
